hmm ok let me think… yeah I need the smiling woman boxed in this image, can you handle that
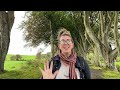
[40,27,91,79]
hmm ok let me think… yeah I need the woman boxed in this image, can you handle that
[40,28,91,79]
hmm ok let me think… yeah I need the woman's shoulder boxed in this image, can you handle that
[50,55,60,61]
[76,56,89,69]
[49,55,60,65]
[77,56,85,63]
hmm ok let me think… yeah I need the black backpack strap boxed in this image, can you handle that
[50,56,61,74]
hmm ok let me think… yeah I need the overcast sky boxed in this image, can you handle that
[8,11,51,55]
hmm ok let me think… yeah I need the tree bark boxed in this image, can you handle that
[0,11,14,72]
[50,20,56,57]
[84,11,119,69]
[114,11,120,54]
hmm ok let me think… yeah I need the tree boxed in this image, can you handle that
[16,54,22,61]
[36,52,41,60]
[20,11,90,58]
[19,11,120,70]
[10,54,22,61]
[84,11,120,69]
[0,11,14,72]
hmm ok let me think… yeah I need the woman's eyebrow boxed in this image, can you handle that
[62,39,71,40]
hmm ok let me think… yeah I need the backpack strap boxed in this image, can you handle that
[49,56,61,74]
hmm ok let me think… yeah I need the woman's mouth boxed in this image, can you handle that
[63,46,69,50]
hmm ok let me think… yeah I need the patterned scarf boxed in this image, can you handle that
[59,51,77,79]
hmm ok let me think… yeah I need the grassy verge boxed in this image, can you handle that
[0,60,41,79]
[90,64,120,79]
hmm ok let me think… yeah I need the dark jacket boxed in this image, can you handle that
[41,55,91,79]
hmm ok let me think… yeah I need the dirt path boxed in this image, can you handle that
[90,69,103,79]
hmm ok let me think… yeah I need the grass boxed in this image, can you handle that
[102,70,120,79]
[0,60,41,79]
[90,64,120,79]
[0,54,41,79]
[21,55,36,61]
[5,54,36,61]
[90,64,102,70]
[116,62,120,66]
[1,54,120,79]
[4,61,26,70]
[5,54,12,61]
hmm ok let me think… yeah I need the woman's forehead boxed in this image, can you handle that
[59,35,72,40]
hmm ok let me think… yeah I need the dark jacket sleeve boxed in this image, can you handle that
[83,60,91,79]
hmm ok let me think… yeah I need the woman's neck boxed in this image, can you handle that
[62,52,71,58]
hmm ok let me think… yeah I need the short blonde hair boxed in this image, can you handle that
[57,27,72,41]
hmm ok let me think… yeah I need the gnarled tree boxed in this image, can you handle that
[84,11,120,69]
[0,11,14,72]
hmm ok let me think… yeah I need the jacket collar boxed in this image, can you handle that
[52,55,80,68]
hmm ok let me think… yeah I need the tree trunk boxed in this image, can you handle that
[83,11,119,69]
[114,11,120,54]
[0,11,14,73]
[93,46,101,67]
[112,59,118,72]
[50,20,56,57]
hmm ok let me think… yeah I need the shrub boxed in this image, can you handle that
[10,54,22,61]
[87,52,94,61]
[116,56,120,62]
[16,54,22,61]
[116,65,120,72]
[10,55,16,61]
[36,52,41,60]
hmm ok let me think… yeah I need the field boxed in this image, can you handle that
[0,54,120,79]
[0,54,41,79]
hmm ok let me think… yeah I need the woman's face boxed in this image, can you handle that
[58,35,74,54]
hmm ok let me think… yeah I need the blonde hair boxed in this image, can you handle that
[57,27,72,41]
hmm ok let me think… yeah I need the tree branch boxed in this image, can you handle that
[114,11,120,54]
[83,11,103,57]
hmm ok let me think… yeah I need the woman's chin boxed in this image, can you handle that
[62,51,70,53]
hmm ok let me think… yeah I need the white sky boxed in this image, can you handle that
[8,11,51,55]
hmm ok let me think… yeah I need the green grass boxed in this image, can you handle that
[90,64,120,79]
[0,54,41,79]
[4,61,27,70]
[6,54,36,61]
[116,62,120,66]
[90,64,102,70]
[21,55,36,61]
[102,70,120,79]
[5,54,12,61]
[2,54,120,79]
[0,60,41,79]
[0,54,48,79]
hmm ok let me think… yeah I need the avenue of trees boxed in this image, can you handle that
[1,11,120,73]
[20,11,120,70]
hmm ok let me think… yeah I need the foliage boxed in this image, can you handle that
[7,54,35,61]
[36,52,41,60]
[102,70,120,79]
[10,54,22,61]
[19,11,91,57]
